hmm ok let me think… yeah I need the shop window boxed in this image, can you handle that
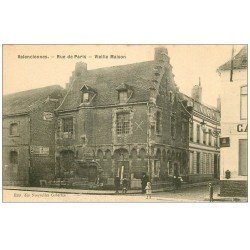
[156,111,161,134]
[239,139,247,176]
[240,86,247,120]
[10,151,18,164]
[119,91,128,103]
[116,113,130,135]
[10,123,18,136]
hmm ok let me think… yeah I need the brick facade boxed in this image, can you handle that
[55,48,190,187]
[3,86,65,186]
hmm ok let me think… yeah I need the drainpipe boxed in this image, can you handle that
[147,102,151,181]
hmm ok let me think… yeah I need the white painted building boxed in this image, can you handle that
[217,46,247,197]
[182,83,220,183]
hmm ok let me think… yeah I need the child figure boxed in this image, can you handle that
[145,182,152,199]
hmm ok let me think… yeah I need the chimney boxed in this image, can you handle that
[74,62,87,77]
[191,78,202,102]
[154,47,169,62]
[66,62,87,90]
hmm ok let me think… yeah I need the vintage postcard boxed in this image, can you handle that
[2,44,248,202]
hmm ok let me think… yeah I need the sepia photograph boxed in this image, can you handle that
[2,44,248,203]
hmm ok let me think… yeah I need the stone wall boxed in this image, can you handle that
[220,180,248,197]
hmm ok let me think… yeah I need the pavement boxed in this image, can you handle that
[2,183,248,203]
[2,180,219,195]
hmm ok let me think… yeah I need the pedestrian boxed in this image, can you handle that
[173,174,179,190]
[114,176,120,194]
[122,176,128,194]
[141,173,148,194]
[208,182,213,202]
[145,182,152,199]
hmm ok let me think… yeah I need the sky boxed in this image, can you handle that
[3,44,244,106]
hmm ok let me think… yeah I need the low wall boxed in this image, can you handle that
[220,180,248,197]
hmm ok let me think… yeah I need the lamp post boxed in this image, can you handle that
[200,119,221,149]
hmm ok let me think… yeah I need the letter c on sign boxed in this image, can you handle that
[237,124,243,132]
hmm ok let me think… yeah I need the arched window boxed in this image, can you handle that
[10,151,18,164]
[97,149,104,161]
[105,149,112,160]
[10,123,18,136]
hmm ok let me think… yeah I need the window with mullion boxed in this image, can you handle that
[116,113,130,135]
[63,117,73,133]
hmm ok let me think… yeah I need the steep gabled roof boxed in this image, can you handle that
[218,45,247,71]
[57,61,155,111]
[3,85,65,116]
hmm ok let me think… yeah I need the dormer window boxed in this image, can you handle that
[116,83,133,104]
[119,91,128,103]
[82,92,89,102]
[80,84,96,104]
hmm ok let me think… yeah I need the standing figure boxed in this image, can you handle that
[141,173,148,194]
[114,176,120,194]
[208,182,214,202]
[173,174,179,190]
[122,177,128,194]
[145,182,152,199]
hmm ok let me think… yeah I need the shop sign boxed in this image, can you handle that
[220,137,230,147]
[237,124,248,133]
[30,146,50,155]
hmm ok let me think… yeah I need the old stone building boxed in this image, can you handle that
[3,85,65,186]
[55,47,190,188]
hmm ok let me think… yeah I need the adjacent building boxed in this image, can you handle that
[3,85,65,186]
[182,82,221,183]
[217,46,248,197]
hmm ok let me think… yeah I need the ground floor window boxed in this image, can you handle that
[10,151,18,164]
[239,139,247,176]
[196,152,200,174]
[189,152,194,174]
